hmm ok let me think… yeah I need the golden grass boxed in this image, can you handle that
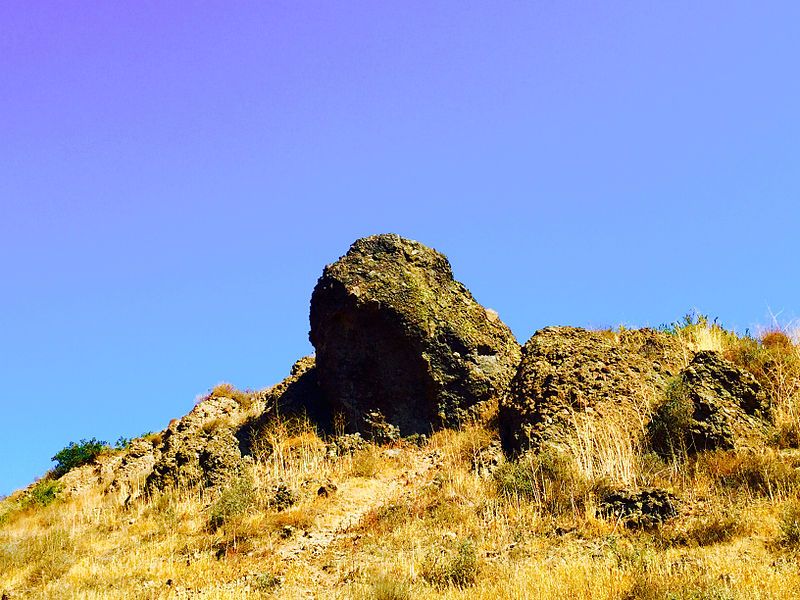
[6,323,800,598]
[4,419,800,599]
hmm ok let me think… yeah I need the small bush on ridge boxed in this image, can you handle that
[51,438,109,477]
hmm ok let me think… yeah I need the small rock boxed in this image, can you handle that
[600,488,677,528]
[317,483,337,497]
[471,441,504,478]
[271,484,297,511]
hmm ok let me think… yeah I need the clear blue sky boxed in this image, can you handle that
[2,2,799,495]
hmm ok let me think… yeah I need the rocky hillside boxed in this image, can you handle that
[2,234,800,599]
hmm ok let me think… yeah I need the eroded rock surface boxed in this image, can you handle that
[148,357,323,492]
[146,395,245,491]
[649,351,772,454]
[500,327,684,455]
[600,488,677,528]
[310,234,520,436]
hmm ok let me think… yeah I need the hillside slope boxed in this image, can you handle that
[4,235,800,599]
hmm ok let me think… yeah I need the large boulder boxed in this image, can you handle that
[309,234,521,436]
[499,327,684,455]
[648,351,772,454]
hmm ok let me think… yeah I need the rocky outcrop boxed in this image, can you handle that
[147,356,324,492]
[500,327,684,455]
[55,438,159,501]
[107,438,160,502]
[146,395,246,491]
[237,356,326,453]
[309,234,520,437]
[648,351,772,454]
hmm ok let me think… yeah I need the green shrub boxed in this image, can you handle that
[493,450,591,515]
[208,475,256,531]
[254,572,282,593]
[51,438,109,477]
[421,538,478,588]
[648,378,693,459]
[25,479,62,508]
[365,573,411,600]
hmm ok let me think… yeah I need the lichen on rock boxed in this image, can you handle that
[309,233,520,437]
[499,326,684,456]
[648,350,772,455]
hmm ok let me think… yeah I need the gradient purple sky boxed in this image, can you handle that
[2,2,800,495]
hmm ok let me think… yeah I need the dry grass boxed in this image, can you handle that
[4,418,800,599]
[210,382,257,411]
[6,320,800,598]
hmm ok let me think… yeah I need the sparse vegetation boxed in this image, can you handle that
[493,450,595,515]
[777,500,800,549]
[6,315,800,598]
[24,478,61,508]
[208,474,256,531]
[210,382,257,410]
[421,538,478,589]
[648,377,693,459]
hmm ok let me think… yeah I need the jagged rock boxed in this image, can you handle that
[600,488,677,528]
[649,351,772,454]
[107,438,159,502]
[146,395,245,491]
[255,356,325,422]
[310,234,520,437]
[500,327,684,455]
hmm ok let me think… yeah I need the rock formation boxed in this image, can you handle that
[145,394,246,491]
[309,234,520,437]
[648,350,772,454]
[499,326,684,455]
[147,357,323,491]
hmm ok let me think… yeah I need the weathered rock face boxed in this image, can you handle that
[147,356,323,492]
[237,355,326,452]
[310,234,520,436]
[107,438,160,502]
[146,395,245,491]
[648,351,771,454]
[500,327,685,455]
[600,488,677,528]
[55,438,159,501]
